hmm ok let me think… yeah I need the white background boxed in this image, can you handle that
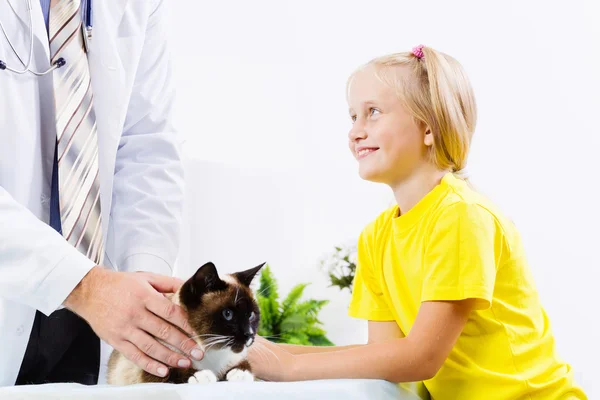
[168,1,599,396]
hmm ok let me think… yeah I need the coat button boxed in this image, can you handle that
[16,325,24,335]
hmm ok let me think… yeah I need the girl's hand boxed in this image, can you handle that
[248,336,296,381]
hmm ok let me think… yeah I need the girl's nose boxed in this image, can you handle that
[348,122,367,142]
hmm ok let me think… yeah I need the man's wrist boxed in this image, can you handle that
[63,265,102,314]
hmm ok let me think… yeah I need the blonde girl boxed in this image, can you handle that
[248,45,587,400]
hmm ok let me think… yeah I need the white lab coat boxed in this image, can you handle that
[0,0,184,386]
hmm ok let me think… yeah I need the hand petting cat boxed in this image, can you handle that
[64,266,205,379]
[105,262,265,385]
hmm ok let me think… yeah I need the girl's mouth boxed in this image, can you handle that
[357,147,379,160]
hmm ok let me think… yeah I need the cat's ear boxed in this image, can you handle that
[192,262,227,292]
[180,262,227,307]
[233,262,266,287]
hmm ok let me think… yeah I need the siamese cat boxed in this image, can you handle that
[107,262,263,384]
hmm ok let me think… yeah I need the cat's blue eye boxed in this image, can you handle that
[222,309,233,321]
[249,311,256,321]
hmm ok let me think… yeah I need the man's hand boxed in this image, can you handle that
[64,266,204,378]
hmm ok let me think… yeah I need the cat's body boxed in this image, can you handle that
[106,262,264,385]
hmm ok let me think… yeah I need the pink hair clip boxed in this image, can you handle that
[412,44,425,60]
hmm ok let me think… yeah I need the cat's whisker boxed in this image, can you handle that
[255,282,277,297]
[204,337,233,347]
[182,333,222,343]
[195,334,228,338]
[202,334,233,341]
[258,343,281,365]
[259,335,283,340]
[203,342,227,351]
[200,340,230,351]
[235,287,239,305]
[258,349,269,365]
[254,342,279,367]
[203,337,233,347]
[182,334,232,348]
[253,342,269,358]
[253,344,270,364]
[204,338,231,351]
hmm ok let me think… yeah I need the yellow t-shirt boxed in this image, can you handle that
[348,173,586,400]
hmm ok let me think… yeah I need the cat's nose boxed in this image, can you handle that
[244,326,255,339]
[244,327,255,346]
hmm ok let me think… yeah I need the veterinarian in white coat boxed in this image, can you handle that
[0,0,202,386]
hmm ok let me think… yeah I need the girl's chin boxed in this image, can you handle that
[358,166,389,184]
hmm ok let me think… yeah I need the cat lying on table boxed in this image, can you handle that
[107,262,264,385]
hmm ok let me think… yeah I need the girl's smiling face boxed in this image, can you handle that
[347,66,433,186]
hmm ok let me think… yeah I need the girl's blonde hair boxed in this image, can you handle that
[348,45,477,177]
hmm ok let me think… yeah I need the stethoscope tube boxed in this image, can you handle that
[0,0,75,75]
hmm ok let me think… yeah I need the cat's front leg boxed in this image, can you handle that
[188,369,218,384]
[142,367,199,384]
[225,360,255,382]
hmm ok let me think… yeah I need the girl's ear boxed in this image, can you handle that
[423,127,434,147]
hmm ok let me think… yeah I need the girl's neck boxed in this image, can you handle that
[391,165,449,216]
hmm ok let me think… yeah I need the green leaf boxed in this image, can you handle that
[296,299,328,316]
[257,265,278,301]
[281,283,308,318]
[280,313,308,332]
[281,332,310,345]
[256,267,282,336]
[258,296,278,336]
[304,325,325,336]
[254,264,333,346]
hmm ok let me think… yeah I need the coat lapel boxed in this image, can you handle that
[1,0,29,28]
[0,0,50,67]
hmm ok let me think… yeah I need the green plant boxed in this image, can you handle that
[319,244,357,293]
[256,265,334,346]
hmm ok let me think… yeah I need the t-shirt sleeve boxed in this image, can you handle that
[348,228,395,321]
[421,202,499,310]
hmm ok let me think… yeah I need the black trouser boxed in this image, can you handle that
[15,308,100,385]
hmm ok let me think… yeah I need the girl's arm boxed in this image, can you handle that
[265,321,405,355]
[248,299,474,383]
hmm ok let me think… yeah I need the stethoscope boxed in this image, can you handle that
[0,0,92,75]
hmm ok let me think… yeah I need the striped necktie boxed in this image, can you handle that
[49,0,103,265]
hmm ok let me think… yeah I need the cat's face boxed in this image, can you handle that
[179,262,263,354]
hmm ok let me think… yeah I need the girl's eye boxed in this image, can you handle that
[370,108,380,116]
[350,115,357,123]
[222,309,233,321]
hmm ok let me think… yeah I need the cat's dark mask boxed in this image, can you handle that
[179,262,264,354]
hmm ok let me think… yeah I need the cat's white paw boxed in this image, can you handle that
[226,368,254,382]
[188,369,218,384]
